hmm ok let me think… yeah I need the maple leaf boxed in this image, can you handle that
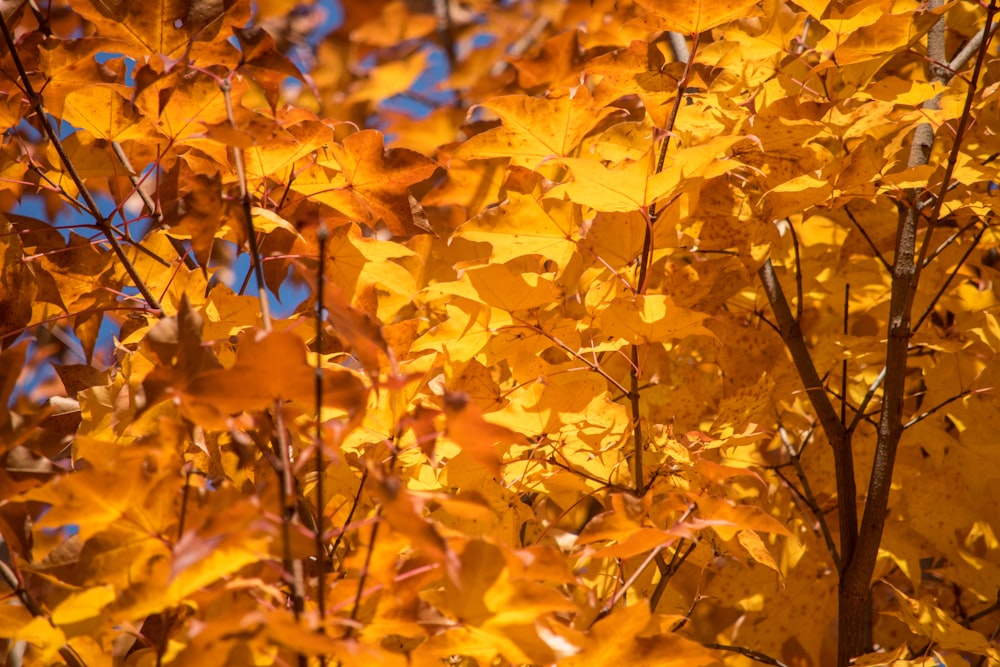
[4,1,999,666]
[454,87,624,167]
[326,130,439,236]
[178,329,368,426]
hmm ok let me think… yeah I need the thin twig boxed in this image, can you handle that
[649,539,697,611]
[328,467,369,566]
[846,367,886,435]
[913,224,986,333]
[110,140,197,270]
[0,555,88,667]
[843,205,891,272]
[921,219,983,268]
[0,11,160,310]
[903,389,976,429]
[511,318,631,396]
[221,77,272,329]
[703,643,789,667]
[271,406,306,622]
[349,510,381,626]
[776,425,840,569]
[314,224,329,653]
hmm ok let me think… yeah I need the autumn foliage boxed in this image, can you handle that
[2,0,1000,665]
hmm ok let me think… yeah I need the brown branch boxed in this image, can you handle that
[913,224,986,333]
[841,283,850,426]
[843,205,891,272]
[776,425,840,570]
[0,551,88,667]
[703,643,789,667]
[628,345,646,495]
[110,140,197,270]
[0,11,160,310]
[313,225,330,654]
[221,77,272,329]
[839,4,996,662]
[757,260,858,566]
[649,539,697,611]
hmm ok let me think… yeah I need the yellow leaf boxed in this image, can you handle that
[454,87,623,167]
[632,0,763,35]
[350,50,428,103]
[762,173,833,221]
[62,84,150,142]
[552,137,742,213]
[442,391,526,476]
[13,616,67,663]
[887,584,1000,662]
[562,603,720,667]
[411,300,493,363]
[465,264,560,312]
[51,586,116,626]
[737,529,781,574]
[696,496,792,540]
[588,281,715,345]
[314,130,439,235]
[454,192,579,269]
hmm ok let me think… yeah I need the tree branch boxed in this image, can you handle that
[839,3,996,662]
[0,11,161,310]
[757,259,858,566]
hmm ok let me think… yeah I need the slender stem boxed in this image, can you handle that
[329,468,369,567]
[314,225,329,637]
[913,225,986,333]
[703,643,789,667]
[221,77,272,330]
[847,368,886,435]
[110,140,197,270]
[843,206,891,272]
[271,405,306,622]
[349,511,381,626]
[629,345,645,495]
[776,426,840,569]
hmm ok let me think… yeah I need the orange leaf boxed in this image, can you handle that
[179,329,367,425]
[442,392,525,476]
[632,0,762,35]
